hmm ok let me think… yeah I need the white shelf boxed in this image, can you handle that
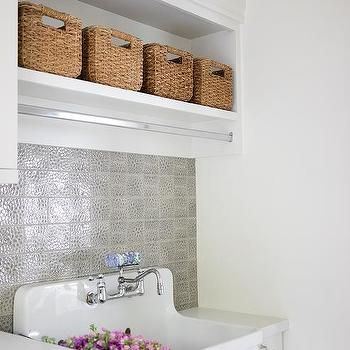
[17,0,242,158]
[18,68,238,127]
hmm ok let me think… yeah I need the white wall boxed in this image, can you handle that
[197,0,350,349]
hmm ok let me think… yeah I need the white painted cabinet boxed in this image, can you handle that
[0,0,246,183]
[262,334,283,350]
[0,0,18,183]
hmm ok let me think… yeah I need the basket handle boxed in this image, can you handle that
[111,30,137,49]
[209,62,230,79]
[40,5,73,31]
[165,46,191,65]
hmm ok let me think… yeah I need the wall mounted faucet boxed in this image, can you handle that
[86,252,164,305]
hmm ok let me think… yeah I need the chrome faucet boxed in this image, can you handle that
[86,268,164,305]
[118,268,164,296]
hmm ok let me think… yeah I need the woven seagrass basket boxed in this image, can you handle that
[142,44,193,101]
[192,58,233,111]
[82,26,143,90]
[18,1,82,78]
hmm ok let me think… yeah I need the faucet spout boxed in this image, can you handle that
[119,268,164,295]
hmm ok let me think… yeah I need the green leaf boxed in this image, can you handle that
[41,336,57,344]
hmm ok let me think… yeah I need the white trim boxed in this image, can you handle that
[0,169,18,184]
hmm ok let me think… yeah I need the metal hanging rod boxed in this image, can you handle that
[18,104,233,143]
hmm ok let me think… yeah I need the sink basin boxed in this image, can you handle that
[13,268,262,350]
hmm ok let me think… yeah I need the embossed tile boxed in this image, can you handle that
[159,157,174,175]
[0,314,13,333]
[174,281,190,306]
[187,176,196,197]
[158,219,175,241]
[187,217,197,238]
[127,154,144,174]
[127,198,145,220]
[143,175,159,197]
[109,221,128,245]
[109,173,127,197]
[163,261,189,284]
[160,239,189,263]
[174,197,188,218]
[189,239,197,257]
[173,157,188,176]
[47,146,91,172]
[24,170,71,197]
[127,221,144,242]
[0,285,17,316]
[70,222,109,249]
[110,197,128,221]
[67,148,92,172]
[173,218,188,239]
[174,176,187,197]
[90,198,110,221]
[91,172,110,197]
[0,225,70,255]
[0,253,46,284]
[159,176,175,197]
[160,198,175,219]
[188,260,197,281]
[143,241,160,266]
[70,172,92,197]
[144,220,159,241]
[0,198,48,226]
[90,150,110,172]
[188,197,197,217]
[47,146,76,171]
[18,143,49,170]
[144,196,159,220]
[127,175,144,197]
[48,198,90,223]
[143,155,159,175]
[0,144,197,321]
[187,158,196,176]
[189,280,198,305]
[110,152,128,173]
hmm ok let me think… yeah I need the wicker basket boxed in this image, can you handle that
[18,1,82,78]
[82,26,143,90]
[142,44,193,101]
[192,58,233,111]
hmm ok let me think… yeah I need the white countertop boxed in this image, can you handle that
[0,332,61,350]
[180,307,289,338]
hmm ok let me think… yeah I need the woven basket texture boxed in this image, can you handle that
[192,58,233,110]
[142,44,193,101]
[18,1,82,78]
[82,26,143,91]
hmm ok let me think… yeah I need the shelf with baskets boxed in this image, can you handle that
[15,0,243,168]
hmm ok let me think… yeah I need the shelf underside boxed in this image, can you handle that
[78,0,236,39]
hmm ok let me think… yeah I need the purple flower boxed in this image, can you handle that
[42,325,170,350]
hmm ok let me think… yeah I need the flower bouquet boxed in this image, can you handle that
[42,324,170,350]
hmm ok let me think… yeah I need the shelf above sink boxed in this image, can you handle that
[16,0,242,158]
[18,68,238,127]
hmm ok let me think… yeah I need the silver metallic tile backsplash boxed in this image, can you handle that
[0,144,197,332]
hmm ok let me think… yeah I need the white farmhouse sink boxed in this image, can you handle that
[13,268,262,350]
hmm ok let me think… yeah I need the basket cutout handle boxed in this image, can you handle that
[165,46,190,65]
[39,5,72,31]
[111,30,136,49]
[209,62,230,79]
[166,52,182,64]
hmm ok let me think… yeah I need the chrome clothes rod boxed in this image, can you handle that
[18,104,233,143]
